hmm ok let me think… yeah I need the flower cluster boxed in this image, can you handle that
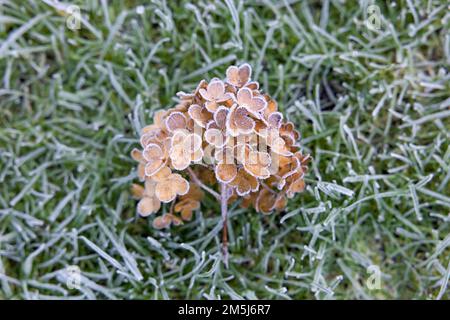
[132,63,309,228]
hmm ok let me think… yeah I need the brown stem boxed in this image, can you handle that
[220,183,229,268]
[187,167,220,200]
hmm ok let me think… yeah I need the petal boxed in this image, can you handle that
[169,174,190,196]
[238,63,252,85]
[131,183,145,199]
[152,166,172,182]
[131,148,144,162]
[245,81,259,90]
[233,106,255,134]
[144,159,165,176]
[265,95,278,114]
[207,80,225,99]
[215,163,238,183]
[144,179,157,196]
[183,133,202,153]
[154,110,167,128]
[194,79,208,95]
[176,91,194,100]
[214,146,234,163]
[246,172,259,192]
[225,105,240,137]
[167,214,183,226]
[170,144,191,170]
[140,132,158,148]
[247,150,271,167]
[143,143,163,161]
[137,163,145,180]
[225,65,239,86]
[258,151,271,167]
[171,158,190,171]
[256,189,276,214]
[244,164,271,179]
[199,88,211,101]
[216,92,234,103]
[205,100,218,113]
[155,180,177,203]
[267,112,283,129]
[271,137,293,156]
[250,96,267,113]
[236,180,251,196]
[188,104,211,128]
[234,143,251,164]
[152,214,172,229]
[137,196,161,217]
[237,87,253,106]
[141,124,160,135]
[165,111,187,132]
[171,129,188,147]
[205,128,225,148]
[214,106,229,129]
[274,195,287,211]
[288,177,305,194]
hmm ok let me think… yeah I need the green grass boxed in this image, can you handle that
[0,0,449,299]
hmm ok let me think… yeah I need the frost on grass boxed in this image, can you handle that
[0,0,449,299]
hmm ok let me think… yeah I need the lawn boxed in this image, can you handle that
[0,0,449,299]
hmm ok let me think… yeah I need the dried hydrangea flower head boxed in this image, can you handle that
[132,63,309,265]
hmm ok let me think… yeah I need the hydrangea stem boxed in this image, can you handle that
[220,183,229,268]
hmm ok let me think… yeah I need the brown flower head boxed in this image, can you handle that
[132,62,309,228]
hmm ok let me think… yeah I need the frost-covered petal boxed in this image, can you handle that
[137,196,161,217]
[215,163,237,183]
[205,128,225,148]
[169,173,190,196]
[214,106,229,129]
[267,112,283,129]
[188,104,212,128]
[155,180,177,203]
[207,80,225,99]
[131,148,144,162]
[144,159,165,177]
[143,143,164,161]
[237,87,253,106]
[165,112,187,132]
[183,133,202,153]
